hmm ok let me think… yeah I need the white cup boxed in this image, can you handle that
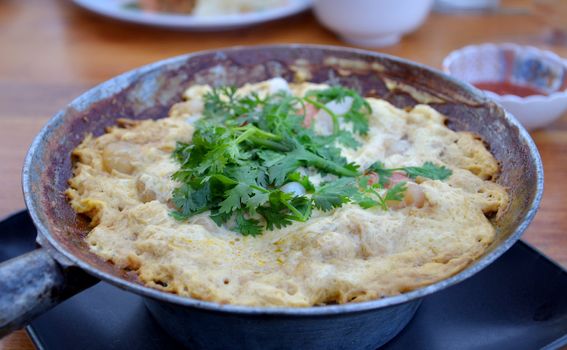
[313,0,434,48]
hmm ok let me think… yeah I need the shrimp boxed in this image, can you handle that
[368,171,426,209]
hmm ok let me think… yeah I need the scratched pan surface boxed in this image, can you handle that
[20,45,543,349]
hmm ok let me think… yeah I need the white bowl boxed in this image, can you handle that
[443,43,567,131]
[312,0,434,48]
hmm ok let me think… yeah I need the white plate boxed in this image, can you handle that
[73,0,312,30]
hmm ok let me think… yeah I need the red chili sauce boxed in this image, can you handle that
[473,81,546,97]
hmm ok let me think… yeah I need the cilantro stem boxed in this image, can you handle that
[250,184,270,193]
[303,97,340,135]
[304,151,359,177]
[283,201,309,221]
[248,136,291,152]
[235,126,291,152]
[234,126,281,141]
[368,187,388,210]
[206,174,239,185]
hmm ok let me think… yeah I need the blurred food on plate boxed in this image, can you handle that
[138,0,288,15]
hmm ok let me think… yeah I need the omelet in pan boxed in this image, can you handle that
[66,78,508,307]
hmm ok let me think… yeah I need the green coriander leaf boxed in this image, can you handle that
[306,86,371,135]
[352,192,379,209]
[245,190,270,213]
[401,162,452,180]
[306,86,349,104]
[172,142,194,166]
[357,175,372,189]
[257,206,293,230]
[335,130,361,149]
[203,86,238,121]
[194,149,229,174]
[171,169,193,183]
[169,211,188,221]
[218,183,252,214]
[171,183,210,218]
[300,149,359,178]
[367,161,393,187]
[311,141,347,164]
[227,164,258,185]
[234,211,263,236]
[257,149,286,167]
[268,147,359,186]
[287,172,315,192]
[345,97,371,135]
[209,209,232,226]
[257,191,297,230]
[205,173,239,186]
[288,195,313,221]
[267,152,302,186]
[384,182,407,202]
[312,178,358,211]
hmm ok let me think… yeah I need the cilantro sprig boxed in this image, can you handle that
[305,86,372,135]
[368,161,452,187]
[170,84,452,235]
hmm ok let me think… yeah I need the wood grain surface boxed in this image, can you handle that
[1,0,565,349]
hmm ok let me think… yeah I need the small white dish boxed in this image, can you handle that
[312,0,433,48]
[443,43,567,131]
[73,0,311,31]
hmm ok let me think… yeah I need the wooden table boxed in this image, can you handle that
[1,0,565,348]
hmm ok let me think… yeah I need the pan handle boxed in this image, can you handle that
[0,248,97,337]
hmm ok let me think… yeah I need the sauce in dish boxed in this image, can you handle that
[473,81,546,97]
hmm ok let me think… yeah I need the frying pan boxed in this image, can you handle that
[0,45,543,349]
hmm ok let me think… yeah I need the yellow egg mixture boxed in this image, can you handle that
[66,79,508,307]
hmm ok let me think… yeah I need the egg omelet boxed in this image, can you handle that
[66,79,508,307]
